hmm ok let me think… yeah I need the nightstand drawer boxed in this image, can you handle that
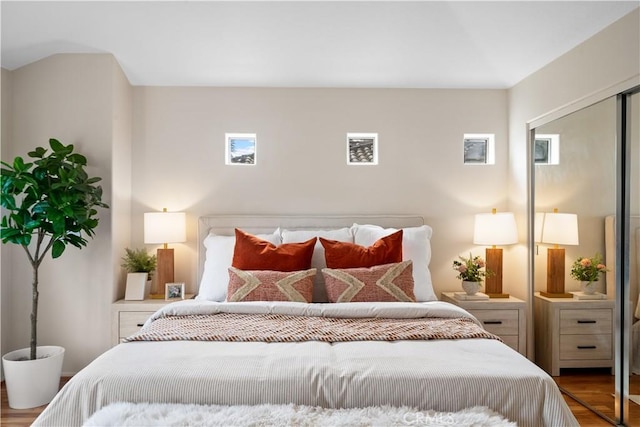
[112,295,194,347]
[560,334,612,360]
[559,309,612,335]
[439,292,526,356]
[470,309,519,335]
[119,311,155,339]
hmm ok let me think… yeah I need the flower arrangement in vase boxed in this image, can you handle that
[452,253,490,295]
[569,253,607,295]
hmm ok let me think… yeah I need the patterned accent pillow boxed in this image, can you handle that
[352,224,436,302]
[319,229,403,269]
[232,228,316,272]
[322,260,416,303]
[227,267,316,303]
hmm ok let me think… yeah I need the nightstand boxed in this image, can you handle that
[534,292,613,376]
[111,295,193,346]
[441,292,526,355]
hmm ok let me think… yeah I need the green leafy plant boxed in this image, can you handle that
[570,253,608,282]
[452,252,491,283]
[121,248,156,278]
[1,138,108,360]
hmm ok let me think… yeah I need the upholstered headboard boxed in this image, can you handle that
[196,214,425,286]
[604,215,640,318]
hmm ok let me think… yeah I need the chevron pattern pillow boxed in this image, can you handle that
[322,260,416,303]
[227,267,316,302]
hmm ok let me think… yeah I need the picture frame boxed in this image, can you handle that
[347,133,378,165]
[165,282,185,301]
[225,133,257,165]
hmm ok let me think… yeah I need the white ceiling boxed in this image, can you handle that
[2,1,638,88]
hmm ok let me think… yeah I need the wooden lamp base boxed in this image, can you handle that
[485,248,509,298]
[540,247,572,298]
[149,248,175,299]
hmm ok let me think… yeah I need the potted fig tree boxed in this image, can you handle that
[1,138,108,409]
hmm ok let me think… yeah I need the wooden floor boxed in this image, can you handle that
[1,377,70,427]
[2,374,639,426]
[554,368,640,427]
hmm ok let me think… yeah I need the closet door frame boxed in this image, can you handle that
[615,86,639,425]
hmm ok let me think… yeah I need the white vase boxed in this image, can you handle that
[462,281,481,296]
[581,281,597,295]
[2,345,65,409]
[125,272,151,300]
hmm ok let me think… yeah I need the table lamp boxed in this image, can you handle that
[473,209,518,298]
[144,208,186,298]
[540,209,579,298]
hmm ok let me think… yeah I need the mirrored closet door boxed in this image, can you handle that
[531,87,640,426]
[533,97,618,419]
[625,89,639,425]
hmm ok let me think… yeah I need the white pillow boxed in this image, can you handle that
[196,229,281,302]
[351,223,436,302]
[281,228,353,302]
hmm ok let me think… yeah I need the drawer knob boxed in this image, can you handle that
[483,321,503,325]
[577,345,597,350]
[577,320,596,324]
[136,323,144,327]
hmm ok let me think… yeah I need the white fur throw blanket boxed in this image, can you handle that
[84,402,517,427]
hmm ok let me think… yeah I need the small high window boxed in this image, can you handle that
[534,134,560,165]
[463,134,495,165]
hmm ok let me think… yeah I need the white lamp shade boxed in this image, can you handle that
[534,212,545,243]
[473,212,518,246]
[541,212,579,246]
[144,211,187,244]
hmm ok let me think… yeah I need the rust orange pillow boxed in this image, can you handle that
[232,228,316,272]
[322,260,416,302]
[320,229,403,268]
[227,267,316,302]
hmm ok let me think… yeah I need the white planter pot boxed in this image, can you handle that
[2,345,65,409]
[462,281,481,296]
[125,273,151,300]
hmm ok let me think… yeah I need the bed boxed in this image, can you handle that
[33,215,577,427]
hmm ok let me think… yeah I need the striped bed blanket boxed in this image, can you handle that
[124,312,502,343]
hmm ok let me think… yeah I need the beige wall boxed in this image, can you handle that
[111,63,134,301]
[0,54,132,374]
[1,68,14,379]
[130,87,509,297]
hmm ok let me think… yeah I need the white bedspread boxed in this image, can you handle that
[34,301,577,427]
